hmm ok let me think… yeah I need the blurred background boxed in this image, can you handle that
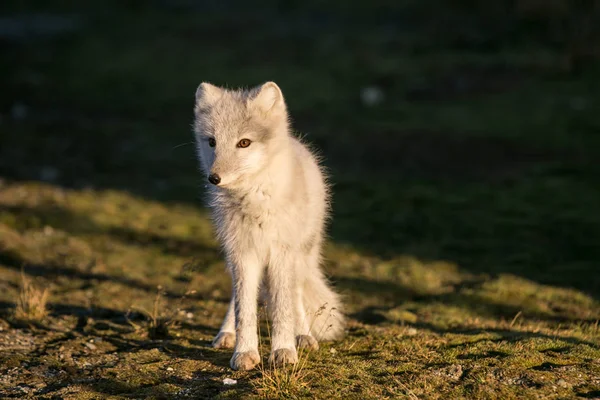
[0,1,600,397]
[2,0,599,290]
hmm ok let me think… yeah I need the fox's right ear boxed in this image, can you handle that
[195,82,223,111]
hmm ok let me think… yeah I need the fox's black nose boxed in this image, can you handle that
[208,173,221,185]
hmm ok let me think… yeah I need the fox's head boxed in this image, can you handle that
[193,82,289,188]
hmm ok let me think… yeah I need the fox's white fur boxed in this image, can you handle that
[193,81,344,371]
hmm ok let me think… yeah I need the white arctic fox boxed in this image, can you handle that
[193,81,344,370]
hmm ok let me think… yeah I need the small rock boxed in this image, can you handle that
[329,348,337,354]
[166,367,174,371]
[444,364,463,380]
[84,342,96,350]
[186,312,193,319]
[223,378,237,385]
[406,327,418,336]
[557,378,569,388]
[16,384,31,393]
[177,387,193,397]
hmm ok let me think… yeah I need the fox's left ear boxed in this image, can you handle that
[249,82,285,114]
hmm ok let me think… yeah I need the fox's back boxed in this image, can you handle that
[290,137,328,230]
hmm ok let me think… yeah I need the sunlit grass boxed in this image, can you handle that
[15,270,49,322]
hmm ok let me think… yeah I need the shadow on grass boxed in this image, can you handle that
[36,370,249,400]
[2,197,598,332]
[71,333,244,398]
[80,371,254,400]
[1,204,220,260]
[337,275,599,326]
[0,250,204,301]
[420,323,600,350]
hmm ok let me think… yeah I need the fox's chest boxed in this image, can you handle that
[219,199,281,235]
[214,192,300,249]
[224,189,273,222]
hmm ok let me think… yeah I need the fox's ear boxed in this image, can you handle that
[249,82,285,114]
[195,82,223,110]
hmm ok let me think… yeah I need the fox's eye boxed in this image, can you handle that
[208,138,216,147]
[237,139,252,148]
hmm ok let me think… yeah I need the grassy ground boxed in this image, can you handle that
[1,1,600,399]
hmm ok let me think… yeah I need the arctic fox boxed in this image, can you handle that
[193,81,344,370]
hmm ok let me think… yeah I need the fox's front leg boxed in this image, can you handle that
[267,249,299,366]
[229,254,263,371]
[212,292,236,349]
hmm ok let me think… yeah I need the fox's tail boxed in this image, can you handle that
[303,269,345,341]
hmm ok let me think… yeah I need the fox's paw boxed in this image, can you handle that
[230,350,260,371]
[296,335,319,351]
[269,348,298,367]
[212,332,236,349]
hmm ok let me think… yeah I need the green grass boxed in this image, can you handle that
[0,1,599,398]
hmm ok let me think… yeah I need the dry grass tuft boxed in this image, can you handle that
[252,306,339,399]
[255,334,312,398]
[127,286,178,340]
[15,271,49,322]
[255,360,312,399]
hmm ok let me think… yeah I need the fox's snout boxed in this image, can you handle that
[208,173,221,185]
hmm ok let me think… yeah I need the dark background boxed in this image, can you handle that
[1,1,599,300]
